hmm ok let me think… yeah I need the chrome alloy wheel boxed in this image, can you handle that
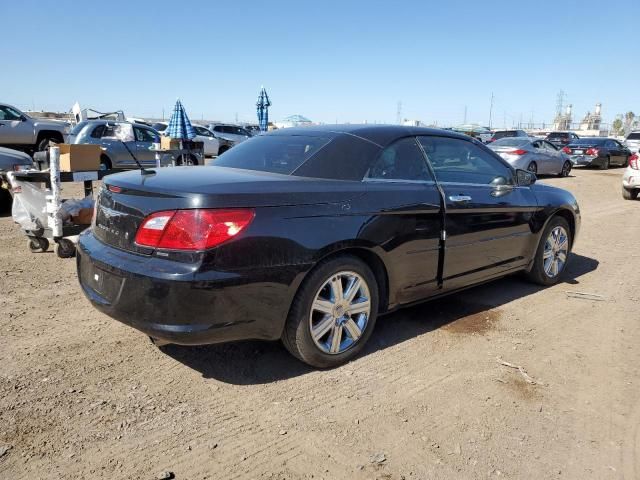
[309,271,371,355]
[543,226,569,278]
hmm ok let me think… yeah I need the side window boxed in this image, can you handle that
[366,137,433,181]
[605,140,616,149]
[213,126,222,133]
[544,141,558,151]
[418,136,513,185]
[135,128,157,142]
[90,125,106,139]
[0,106,23,121]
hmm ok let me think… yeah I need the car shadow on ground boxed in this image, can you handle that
[161,253,598,385]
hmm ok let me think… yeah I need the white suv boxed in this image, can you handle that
[622,152,639,200]
[624,131,640,153]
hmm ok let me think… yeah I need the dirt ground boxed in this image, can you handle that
[1,167,639,480]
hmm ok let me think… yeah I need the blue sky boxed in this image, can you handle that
[2,0,639,127]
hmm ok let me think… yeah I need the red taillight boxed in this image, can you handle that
[630,153,639,170]
[508,149,527,155]
[108,185,122,193]
[135,208,255,250]
[562,147,571,154]
[585,148,598,156]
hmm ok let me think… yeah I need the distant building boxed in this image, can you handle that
[579,103,602,131]
[553,104,573,131]
[275,114,313,129]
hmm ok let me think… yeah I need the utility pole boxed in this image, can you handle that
[489,92,494,129]
[464,105,467,124]
[556,90,566,118]
[396,101,402,125]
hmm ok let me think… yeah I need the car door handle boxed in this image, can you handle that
[449,195,472,203]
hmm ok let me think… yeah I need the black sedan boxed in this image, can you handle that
[563,138,632,169]
[77,126,580,368]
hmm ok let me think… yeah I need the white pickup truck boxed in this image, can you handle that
[0,103,70,154]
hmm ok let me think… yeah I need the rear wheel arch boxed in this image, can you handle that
[299,247,390,315]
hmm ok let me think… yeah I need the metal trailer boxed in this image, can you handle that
[9,146,124,258]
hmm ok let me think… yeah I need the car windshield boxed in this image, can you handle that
[490,138,530,147]
[493,131,518,139]
[547,132,567,138]
[571,138,606,145]
[214,135,331,175]
[627,133,640,140]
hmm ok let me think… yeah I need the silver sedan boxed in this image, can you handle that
[488,137,573,176]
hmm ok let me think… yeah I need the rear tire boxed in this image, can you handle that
[218,146,229,155]
[282,255,379,368]
[622,187,639,200]
[526,216,572,286]
[0,188,12,214]
[527,162,538,174]
[599,156,610,170]
[558,160,572,177]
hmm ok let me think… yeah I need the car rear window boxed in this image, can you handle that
[214,135,332,175]
[547,132,568,139]
[493,131,517,139]
[490,138,530,147]
[214,134,381,181]
[627,133,640,140]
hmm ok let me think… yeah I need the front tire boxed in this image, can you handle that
[36,135,60,152]
[282,255,379,368]
[100,155,112,171]
[526,217,572,286]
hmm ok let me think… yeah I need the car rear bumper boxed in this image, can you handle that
[571,155,602,166]
[623,169,640,189]
[76,230,305,345]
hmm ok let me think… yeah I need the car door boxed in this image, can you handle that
[417,136,539,291]
[133,126,158,164]
[362,137,443,304]
[0,105,33,145]
[530,140,552,173]
[542,140,563,174]
[193,126,219,156]
[613,140,631,166]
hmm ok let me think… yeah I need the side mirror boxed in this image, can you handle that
[20,115,28,122]
[516,169,536,186]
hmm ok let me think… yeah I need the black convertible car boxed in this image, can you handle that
[77,125,580,367]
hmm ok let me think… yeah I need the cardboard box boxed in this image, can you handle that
[58,144,101,172]
[71,207,94,225]
[161,137,182,150]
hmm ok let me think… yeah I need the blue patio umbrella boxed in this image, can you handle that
[256,86,272,132]
[165,99,196,140]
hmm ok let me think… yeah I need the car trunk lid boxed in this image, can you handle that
[94,166,365,254]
